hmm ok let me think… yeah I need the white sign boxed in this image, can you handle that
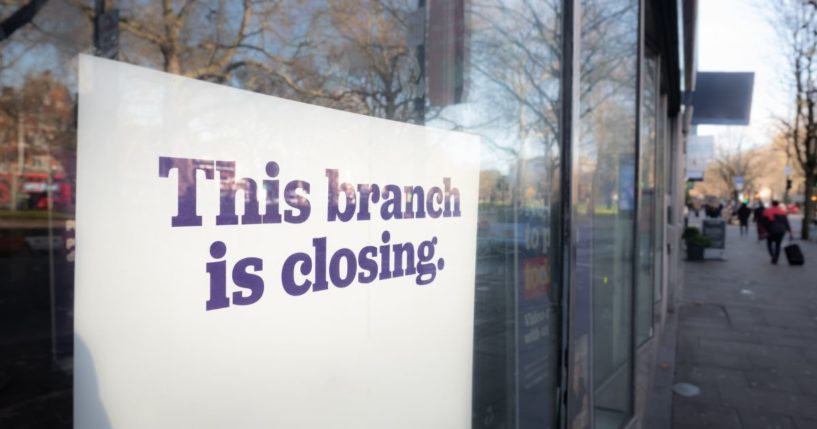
[75,55,480,428]
[734,175,744,190]
[686,135,715,181]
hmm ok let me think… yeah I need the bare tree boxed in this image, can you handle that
[67,0,282,83]
[711,132,765,202]
[268,0,422,120]
[0,0,50,43]
[768,0,817,239]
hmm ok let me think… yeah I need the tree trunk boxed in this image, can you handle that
[802,173,815,240]
[165,51,181,75]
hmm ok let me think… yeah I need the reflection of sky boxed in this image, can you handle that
[697,0,787,146]
[3,43,68,87]
[2,0,562,177]
[427,0,561,175]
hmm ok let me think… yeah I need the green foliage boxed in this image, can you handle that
[686,234,712,248]
[682,226,701,240]
[682,226,711,248]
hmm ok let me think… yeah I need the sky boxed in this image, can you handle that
[696,0,789,147]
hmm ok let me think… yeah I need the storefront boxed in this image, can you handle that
[0,0,696,427]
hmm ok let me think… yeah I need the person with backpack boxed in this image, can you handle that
[762,200,792,264]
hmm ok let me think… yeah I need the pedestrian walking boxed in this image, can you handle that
[762,200,793,264]
[736,202,751,236]
[753,201,766,240]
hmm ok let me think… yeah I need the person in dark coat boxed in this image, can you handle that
[762,200,792,264]
[736,203,752,236]
[753,202,766,240]
[705,202,724,218]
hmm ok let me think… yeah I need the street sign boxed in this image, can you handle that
[686,135,714,181]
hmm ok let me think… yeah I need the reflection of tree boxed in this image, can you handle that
[578,0,637,213]
[68,0,271,81]
[576,0,637,420]
[0,0,50,43]
[243,0,423,121]
[469,0,560,163]
[0,71,75,208]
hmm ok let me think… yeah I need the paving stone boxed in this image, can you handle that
[762,310,817,330]
[737,408,796,429]
[725,306,767,328]
[793,374,817,397]
[799,348,817,365]
[676,347,755,370]
[794,417,817,429]
[680,303,730,328]
[672,398,742,429]
[743,369,800,393]
[689,325,755,342]
[745,332,817,351]
[719,384,817,419]
[675,364,747,389]
[673,222,817,429]
[672,380,721,404]
[750,350,815,375]
[698,338,765,356]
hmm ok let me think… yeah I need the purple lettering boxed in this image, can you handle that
[284,180,311,224]
[215,161,261,226]
[426,186,443,218]
[380,185,403,220]
[282,252,312,296]
[329,248,356,288]
[205,241,230,310]
[158,156,214,227]
[231,257,264,305]
[443,178,461,217]
[312,237,329,291]
[326,169,356,222]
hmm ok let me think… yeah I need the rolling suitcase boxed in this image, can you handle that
[784,244,805,266]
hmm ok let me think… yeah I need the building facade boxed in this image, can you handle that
[0,0,698,427]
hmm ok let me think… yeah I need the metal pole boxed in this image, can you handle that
[413,0,425,125]
[784,146,791,205]
[46,143,57,365]
[12,95,24,211]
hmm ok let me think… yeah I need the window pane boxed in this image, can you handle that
[655,93,668,303]
[577,0,639,427]
[0,1,563,427]
[465,1,563,427]
[636,56,658,344]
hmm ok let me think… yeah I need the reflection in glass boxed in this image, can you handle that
[654,91,667,304]
[636,56,657,345]
[0,1,563,427]
[577,0,639,427]
[439,0,563,427]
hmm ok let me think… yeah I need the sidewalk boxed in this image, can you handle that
[672,220,817,428]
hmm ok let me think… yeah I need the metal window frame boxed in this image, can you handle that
[560,0,645,427]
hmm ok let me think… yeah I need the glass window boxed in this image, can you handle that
[576,0,639,427]
[454,1,564,427]
[655,93,668,304]
[636,55,658,344]
[0,0,563,427]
